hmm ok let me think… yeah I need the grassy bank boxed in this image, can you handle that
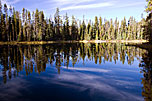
[0,40,148,45]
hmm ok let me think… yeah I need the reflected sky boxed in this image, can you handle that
[0,43,148,101]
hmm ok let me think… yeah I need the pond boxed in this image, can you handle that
[0,43,150,101]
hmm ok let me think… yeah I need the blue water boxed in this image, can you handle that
[0,43,146,101]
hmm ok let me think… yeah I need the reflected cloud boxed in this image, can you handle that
[54,70,143,100]
[61,66,111,73]
[0,77,29,101]
[35,68,143,101]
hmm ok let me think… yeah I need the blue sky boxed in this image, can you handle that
[1,0,147,21]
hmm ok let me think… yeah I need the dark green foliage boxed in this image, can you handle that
[142,0,152,43]
[71,15,78,40]
[64,13,70,40]
[143,13,152,43]
[1,14,6,41]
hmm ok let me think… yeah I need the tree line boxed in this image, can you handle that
[0,0,150,42]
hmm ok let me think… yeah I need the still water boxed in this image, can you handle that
[0,43,150,101]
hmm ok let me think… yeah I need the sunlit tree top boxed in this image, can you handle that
[146,0,152,13]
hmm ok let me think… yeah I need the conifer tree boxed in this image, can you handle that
[18,19,22,41]
[81,17,86,40]
[0,0,2,41]
[85,20,91,40]
[4,4,8,41]
[64,13,70,40]
[109,19,114,39]
[1,14,6,41]
[54,8,61,40]
[39,11,45,41]
[94,16,99,40]
[99,17,102,40]
[146,0,152,13]
[122,17,127,40]
[35,9,39,40]
[71,15,78,40]
[27,11,31,41]
[0,0,2,14]
[114,18,118,40]
[104,20,110,40]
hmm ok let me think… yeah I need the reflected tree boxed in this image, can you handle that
[140,49,152,101]
[0,43,146,84]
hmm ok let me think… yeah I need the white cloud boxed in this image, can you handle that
[60,2,114,11]
[114,2,145,8]
[52,0,95,6]
[1,0,21,5]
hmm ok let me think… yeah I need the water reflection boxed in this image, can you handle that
[140,49,152,101]
[0,43,150,101]
[0,43,145,83]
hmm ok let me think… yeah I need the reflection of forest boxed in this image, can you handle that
[140,49,152,101]
[0,43,146,83]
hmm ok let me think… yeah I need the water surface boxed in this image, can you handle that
[0,43,150,101]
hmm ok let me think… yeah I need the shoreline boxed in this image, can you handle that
[0,40,148,45]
